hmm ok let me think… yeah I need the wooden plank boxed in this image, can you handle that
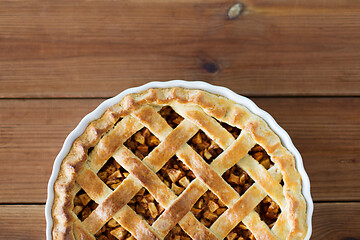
[312,203,360,240]
[0,99,103,203]
[0,205,45,240]
[0,98,359,203]
[1,203,360,239]
[1,0,360,98]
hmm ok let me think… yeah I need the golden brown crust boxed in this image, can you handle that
[52,87,307,240]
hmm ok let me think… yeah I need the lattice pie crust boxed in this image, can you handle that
[52,88,307,240]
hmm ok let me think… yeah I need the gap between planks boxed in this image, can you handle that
[1,95,360,100]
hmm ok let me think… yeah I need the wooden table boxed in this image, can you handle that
[1,0,359,239]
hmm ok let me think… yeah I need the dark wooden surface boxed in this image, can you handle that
[0,0,359,239]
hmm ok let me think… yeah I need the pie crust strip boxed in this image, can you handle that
[210,166,282,238]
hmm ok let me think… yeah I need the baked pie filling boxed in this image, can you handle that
[72,108,281,240]
[53,88,307,240]
[223,146,281,240]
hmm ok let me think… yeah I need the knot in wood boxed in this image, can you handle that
[228,3,244,20]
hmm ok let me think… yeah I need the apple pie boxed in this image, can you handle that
[52,87,307,240]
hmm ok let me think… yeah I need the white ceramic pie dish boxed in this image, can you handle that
[45,80,313,240]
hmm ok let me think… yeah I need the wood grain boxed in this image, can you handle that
[0,97,359,203]
[312,203,360,240]
[0,99,102,203]
[1,203,359,239]
[1,0,359,239]
[0,205,45,240]
[1,0,360,98]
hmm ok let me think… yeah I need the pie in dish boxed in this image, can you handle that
[52,87,307,240]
